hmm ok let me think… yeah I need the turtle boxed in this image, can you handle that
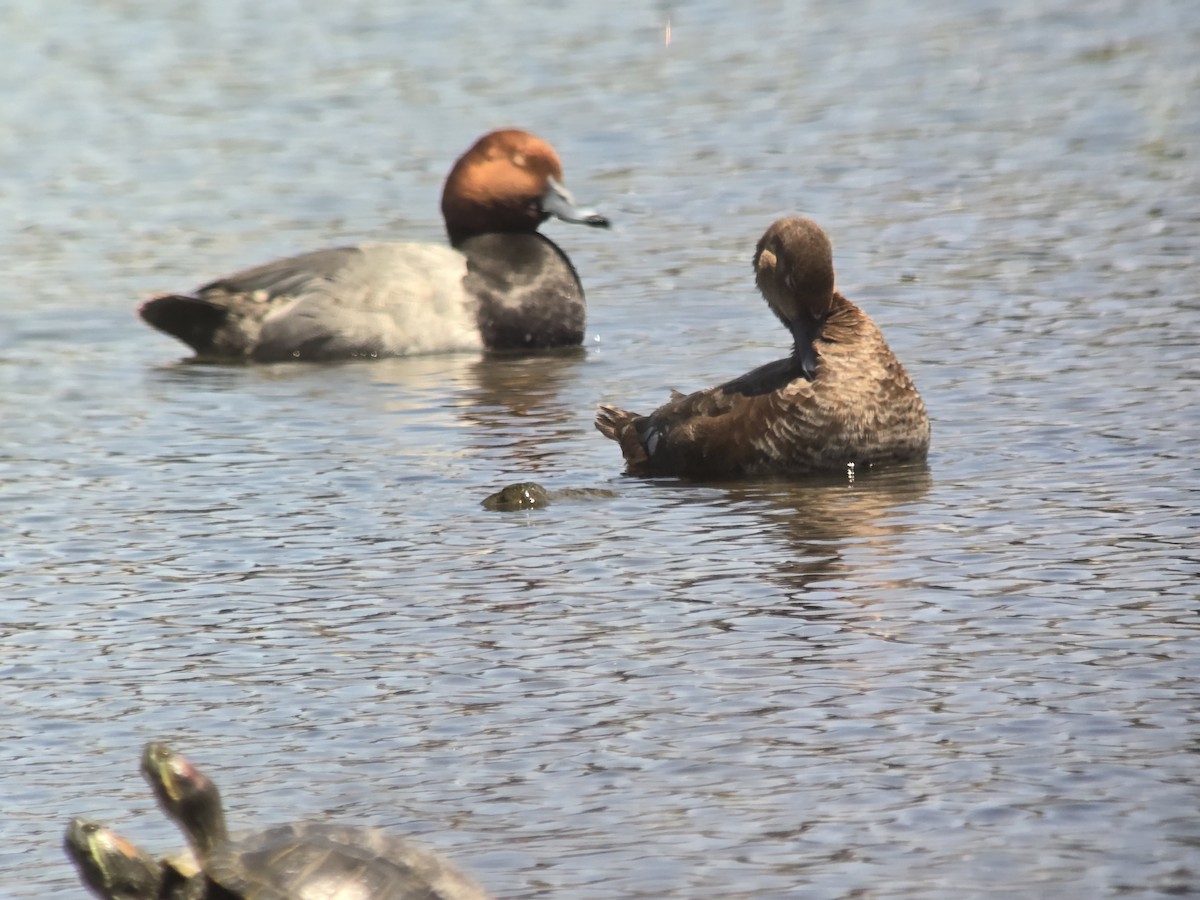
[63,817,203,900]
[481,482,552,511]
[140,742,490,900]
[480,481,618,511]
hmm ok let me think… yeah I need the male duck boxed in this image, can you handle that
[139,129,609,361]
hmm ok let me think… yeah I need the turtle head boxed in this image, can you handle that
[64,818,164,900]
[141,742,228,858]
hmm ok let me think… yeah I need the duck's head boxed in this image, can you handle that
[441,129,610,246]
[753,216,836,380]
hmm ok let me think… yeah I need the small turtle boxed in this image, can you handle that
[63,817,202,900]
[481,482,618,511]
[481,482,552,511]
[141,742,490,900]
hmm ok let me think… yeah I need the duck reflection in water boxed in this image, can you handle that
[461,349,589,475]
[648,460,932,617]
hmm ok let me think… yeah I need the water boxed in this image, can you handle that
[2,0,1198,896]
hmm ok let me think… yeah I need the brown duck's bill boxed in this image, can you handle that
[789,317,823,381]
[540,177,611,229]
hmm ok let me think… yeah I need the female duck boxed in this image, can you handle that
[596,216,929,478]
[139,129,609,362]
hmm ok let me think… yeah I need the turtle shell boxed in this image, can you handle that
[205,822,491,900]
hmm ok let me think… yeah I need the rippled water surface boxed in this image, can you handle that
[3,0,1198,897]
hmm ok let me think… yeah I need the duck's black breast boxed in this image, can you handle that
[458,233,586,350]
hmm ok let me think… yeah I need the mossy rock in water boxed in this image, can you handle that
[482,482,552,511]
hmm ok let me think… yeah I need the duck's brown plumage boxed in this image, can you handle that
[595,217,930,479]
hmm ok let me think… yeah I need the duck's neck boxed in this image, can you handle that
[789,310,828,381]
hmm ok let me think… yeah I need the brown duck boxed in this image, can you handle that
[596,216,930,478]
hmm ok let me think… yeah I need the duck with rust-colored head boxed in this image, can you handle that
[139,129,609,362]
[596,216,930,479]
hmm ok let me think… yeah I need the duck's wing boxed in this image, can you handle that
[602,356,816,478]
[197,247,365,298]
[139,247,367,358]
[141,244,479,361]
[252,244,477,361]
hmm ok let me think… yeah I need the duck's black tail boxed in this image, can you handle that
[138,294,228,356]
